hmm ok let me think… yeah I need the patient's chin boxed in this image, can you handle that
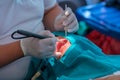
[55,37,71,59]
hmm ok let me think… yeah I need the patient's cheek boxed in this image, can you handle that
[55,37,71,59]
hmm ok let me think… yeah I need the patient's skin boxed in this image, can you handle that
[55,37,71,59]
[95,75,120,80]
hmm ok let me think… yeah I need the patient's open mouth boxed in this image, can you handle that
[55,36,71,59]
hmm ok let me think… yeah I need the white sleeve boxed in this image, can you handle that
[44,0,57,10]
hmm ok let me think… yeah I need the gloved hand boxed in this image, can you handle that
[20,30,57,59]
[54,7,79,33]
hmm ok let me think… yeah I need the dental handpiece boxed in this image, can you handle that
[11,30,63,43]
[64,4,69,37]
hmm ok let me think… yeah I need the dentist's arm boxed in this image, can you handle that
[43,3,64,31]
[0,41,23,67]
[0,31,57,67]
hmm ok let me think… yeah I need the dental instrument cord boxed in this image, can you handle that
[11,30,64,43]
[31,59,47,80]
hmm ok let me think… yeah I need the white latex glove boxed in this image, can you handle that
[20,30,57,59]
[54,7,79,33]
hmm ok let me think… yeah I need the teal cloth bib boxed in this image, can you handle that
[29,32,120,80]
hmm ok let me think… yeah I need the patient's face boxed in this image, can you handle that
[55,37,71,59]
[95,75,120,80]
